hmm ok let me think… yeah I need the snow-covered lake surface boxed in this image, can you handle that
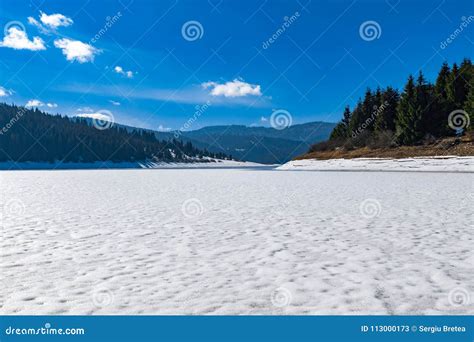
[1,167,473,315]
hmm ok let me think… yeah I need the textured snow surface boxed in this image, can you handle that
[278,156,474,172]
[1,169,473,314]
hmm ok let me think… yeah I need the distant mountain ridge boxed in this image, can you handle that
[154,122,336,164]
[120,121,336,164]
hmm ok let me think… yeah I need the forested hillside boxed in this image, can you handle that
[309,59,473,155]
[0,103,229,163]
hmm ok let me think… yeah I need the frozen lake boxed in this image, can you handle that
[0,168,473,314]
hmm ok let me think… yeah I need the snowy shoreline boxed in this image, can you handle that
[0,159,267,171]
[277,156,474,173]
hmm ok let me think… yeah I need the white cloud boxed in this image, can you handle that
[76,106,94,113]
[114,65,134,78]
[47,103,58,108]
[39,11,73,29]
[28,17,49,34]
[109,100,121,106]
[202,79,262,97]
[54,38,99,63]
[0,86,12,97]
[157,125,171,132]
[76,113,112,121]
[0,27,45,51]
[26,99,44,108]
[260,116,268,122]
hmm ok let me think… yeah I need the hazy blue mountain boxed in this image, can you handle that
[151,122,336,164]
[107,120,335,164]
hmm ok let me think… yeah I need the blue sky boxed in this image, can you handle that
[0,0,472,131]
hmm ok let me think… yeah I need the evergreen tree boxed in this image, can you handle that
[396,75,423,144]
[374,87,399,132]
[415,71,435,136]
[432,62,452,136]
[464,76,474,131]
[459,58,473,105]
[342,105,351,128]
[330,106,351,140]
[348,100,364,138]
[361,88,376,131]
[447,63,465,108]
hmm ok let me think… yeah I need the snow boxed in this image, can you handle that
[278,156,474,172]
[0,168,473,314]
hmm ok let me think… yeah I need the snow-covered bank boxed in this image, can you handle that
[278,156,474,172]
[0,159,265,170]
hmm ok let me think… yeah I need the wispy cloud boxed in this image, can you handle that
[59,83,271,107]
[76,112,112,121]
[157,124,172,132]
[76,106,94,113]
[109,100,121,106]
[0,86,12,97]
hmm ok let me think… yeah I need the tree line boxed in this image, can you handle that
[313,58,473,152]
[0,103,230,163]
